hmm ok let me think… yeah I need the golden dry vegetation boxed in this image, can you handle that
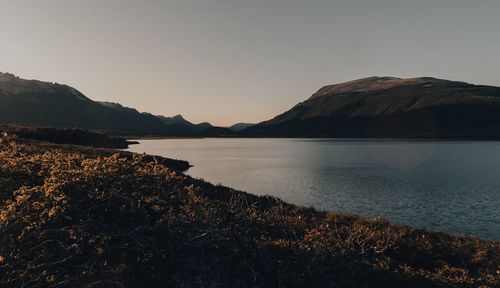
[0,136,498,287]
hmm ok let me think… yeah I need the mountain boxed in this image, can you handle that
[229,123,255,132]
[0,72,232,136]
[155,115,236,136]
[157,114,214,131]
[241,77,500,139]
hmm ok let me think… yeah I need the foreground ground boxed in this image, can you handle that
[0,136,498,287]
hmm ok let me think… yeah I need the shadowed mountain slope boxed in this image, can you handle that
[0,72,232,136]
[242,77,500,138]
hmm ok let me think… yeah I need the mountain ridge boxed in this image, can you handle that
[308,76,469,100]
[4,72,500,139]
[0,72,232,136]
[242,76,500,139]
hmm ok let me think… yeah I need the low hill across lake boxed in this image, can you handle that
[242,77,500,139]
[0,124,136,149]
[0,136,498,287]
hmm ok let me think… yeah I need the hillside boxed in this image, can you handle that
[242,77,500,138]
[0,72,232,136]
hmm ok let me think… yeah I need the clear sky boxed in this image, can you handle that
[1,0,499,126]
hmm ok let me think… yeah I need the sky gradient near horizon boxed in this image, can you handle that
[1,0,500,126]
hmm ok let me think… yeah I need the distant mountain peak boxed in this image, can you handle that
[0,71,91,101]
[0,72,18,82]
[309,76,457,100]
[229,123,255,132]
[172,114,185,120]
[196,122,213,129]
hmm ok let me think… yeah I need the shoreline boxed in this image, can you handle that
[0,136,498,287]
[128,137,500,241]
[128,135,206,140]
[127,135,500,142]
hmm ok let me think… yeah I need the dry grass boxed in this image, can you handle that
[0,136,498,287]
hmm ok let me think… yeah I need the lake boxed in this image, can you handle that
[128,138,500,240]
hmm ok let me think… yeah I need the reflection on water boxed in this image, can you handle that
[128,138,500,240]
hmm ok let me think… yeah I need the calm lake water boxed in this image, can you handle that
[128,138,500,240]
